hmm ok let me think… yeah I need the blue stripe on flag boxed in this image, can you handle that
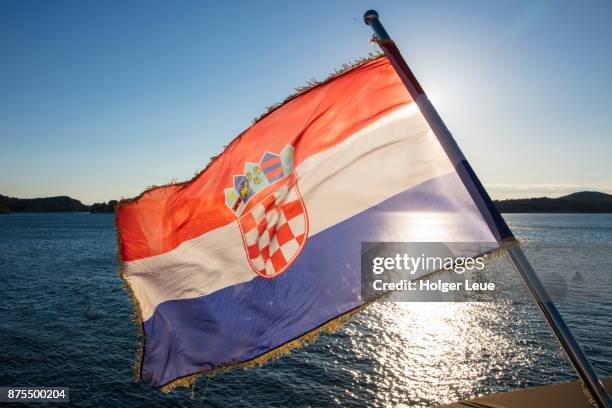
[140,172,487,387]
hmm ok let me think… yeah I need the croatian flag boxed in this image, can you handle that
[116,56,512,389]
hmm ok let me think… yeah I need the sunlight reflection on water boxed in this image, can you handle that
[339,301,537,407]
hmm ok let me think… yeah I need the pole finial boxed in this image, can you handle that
[363,10,379,25]
[363,9,391,41]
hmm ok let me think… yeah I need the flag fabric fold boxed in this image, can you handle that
[116,56,507,390]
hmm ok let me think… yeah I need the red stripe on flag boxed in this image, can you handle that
[117,57,411,261]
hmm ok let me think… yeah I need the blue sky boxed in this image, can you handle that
[1,0,611,204]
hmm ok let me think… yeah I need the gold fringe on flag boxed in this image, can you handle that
[114,216,146,381]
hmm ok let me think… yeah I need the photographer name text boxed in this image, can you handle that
[372,279,495,292]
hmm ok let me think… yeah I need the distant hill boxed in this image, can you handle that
[494,191,612,213]
[0,194,120,214]
[0,194,89,213]
[559,191,612,203]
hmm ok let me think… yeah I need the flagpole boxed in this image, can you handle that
[364,9,611,408]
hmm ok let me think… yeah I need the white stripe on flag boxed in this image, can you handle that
[125,104,494,320]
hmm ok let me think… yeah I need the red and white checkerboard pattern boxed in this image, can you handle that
[238,185,307,278]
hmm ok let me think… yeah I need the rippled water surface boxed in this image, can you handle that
[0,213,610,407]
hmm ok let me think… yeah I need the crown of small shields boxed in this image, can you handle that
[224,144,295,215]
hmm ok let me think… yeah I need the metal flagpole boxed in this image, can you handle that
[363,9,611,408]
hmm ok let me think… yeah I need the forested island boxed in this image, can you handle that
[0,195,116,214]
[1,191,611,214]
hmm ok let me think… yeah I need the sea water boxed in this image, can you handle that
[0,213,610,407]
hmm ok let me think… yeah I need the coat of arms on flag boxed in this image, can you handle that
[223,145,308,278]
